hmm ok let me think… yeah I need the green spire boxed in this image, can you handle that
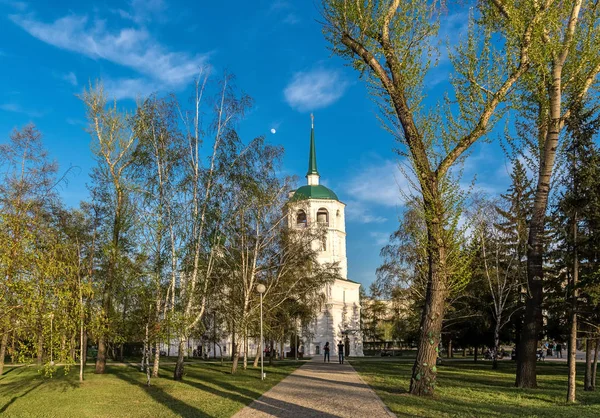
[307,113,319,176]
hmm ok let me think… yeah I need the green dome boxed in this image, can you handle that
[292,185,339,201]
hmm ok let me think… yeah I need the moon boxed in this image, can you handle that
[270,128,276,134]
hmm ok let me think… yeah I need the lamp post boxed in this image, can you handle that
[256,284,266,380]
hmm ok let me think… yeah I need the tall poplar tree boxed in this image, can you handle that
[83,84,137,374]
[320,0,542,395]
[513,0,600,388]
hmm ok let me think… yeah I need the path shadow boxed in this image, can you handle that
[113,370,209,418]
[239,395,340,418]
[180,378,255,406]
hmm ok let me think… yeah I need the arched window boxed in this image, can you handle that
[296,210,307,227]
[317,208,329,226]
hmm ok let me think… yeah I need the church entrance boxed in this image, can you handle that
[315,344,320,355]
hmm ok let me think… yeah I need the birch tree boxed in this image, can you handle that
[171,72,249,380]
[215,146,338,373]
[133,95,184,378]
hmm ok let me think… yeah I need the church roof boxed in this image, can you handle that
[292,115,339,202]
[292,185,339,201]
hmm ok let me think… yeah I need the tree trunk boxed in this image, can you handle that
[517,56,565,389]
[592,338,598,390]
[567,221,578,402]
[280,338,284,361]
[79,325,84,382]
[474,346,478,363]
[409,180,448,396]
[231,346,240,374]
[0,330,8,376]
[82,330,88,367]
[231,331,236,361]
[567,322,578,400]
[95,335,107,373]
[447,339,452,359]
[144,323,151,386]
[10,328,15,363]
[493,319,501,370]
[269,340,274,366]
[152,341,161,378]
[173,337,186,380]
[243,334,248,370]
[253,341,260,368]
[585,338,593,391]
[37,327,44,365]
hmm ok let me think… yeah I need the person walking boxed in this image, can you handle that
[337,340,345,364]
[556,342,563,359]
[323,342,330,363]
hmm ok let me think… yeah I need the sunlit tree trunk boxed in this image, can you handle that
[0,330,8,375]
[585,338,594,391]
[567,214,578,402]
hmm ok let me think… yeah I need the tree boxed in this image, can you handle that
[321,0,541,395]
[171,72,252,380]
[82,84,137,374]
[132,94,184,379]
[470,196,525,369]
[495,159,534,356]
[511,0,600,388]
[214,139,337,373]
[551,102,600,398]
[0,125,60,374]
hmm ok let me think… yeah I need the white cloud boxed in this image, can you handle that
[103,77,161,100]
[345,160,411,208]
[284,67,347,112]
[341,158,417,224]
[112,0,166,24]
[10,12,208,99]
[345,200,388,224]
[370,231,391,246]
[0,0,27,11]
[62,71,78,86]
[1,103,44,118]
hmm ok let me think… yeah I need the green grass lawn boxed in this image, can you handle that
[0,359,304,418]
[350,358,600,418]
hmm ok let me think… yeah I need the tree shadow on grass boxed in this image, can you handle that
[114,370,209,418]
[183,370,264,401]
[0,380,44,414]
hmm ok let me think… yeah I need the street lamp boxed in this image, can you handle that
[256,283,266,380]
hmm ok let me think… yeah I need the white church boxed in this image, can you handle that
[288,116,364,358]
[164,117,364,359]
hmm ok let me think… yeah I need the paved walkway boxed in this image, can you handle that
[233,357,394,418]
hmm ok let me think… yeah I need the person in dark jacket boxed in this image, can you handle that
[323,342,330,363]
[337,340,345,364]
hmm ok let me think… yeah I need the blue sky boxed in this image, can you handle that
[0,0,513,289]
